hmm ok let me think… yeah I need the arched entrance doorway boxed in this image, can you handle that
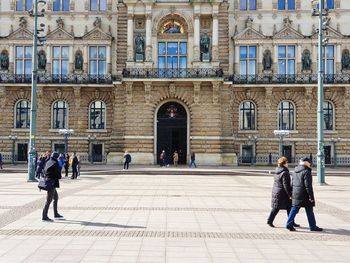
[156,102,188,165]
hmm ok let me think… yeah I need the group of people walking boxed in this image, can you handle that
[267,157,322,231]
[159,150,197,168]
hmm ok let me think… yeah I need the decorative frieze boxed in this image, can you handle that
[212,82,221,104]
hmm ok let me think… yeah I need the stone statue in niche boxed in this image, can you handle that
[302,49,312,72]
[341,49,350,71]
[262,50,272,71]
[56,17,64,28]
[135,33,145,62]
[93,17,102,28]
[0,51,9,71]
[38,51,47,71]
[200,32,210,62]
[75,51,84,71]
[19,17,27,28]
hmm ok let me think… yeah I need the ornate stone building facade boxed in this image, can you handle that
[0,0,349,165]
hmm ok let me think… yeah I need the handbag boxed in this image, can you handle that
[38,176,55,191]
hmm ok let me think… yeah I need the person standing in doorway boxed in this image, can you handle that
[123,151,132,170]
[286,158,322,232]
[64,153,70,177]
[267,157,299,228]
[42,152,63,221]
[71,153,78,179]
[173,151,179,167]
[190,152,197,168]
[160,150,166,167]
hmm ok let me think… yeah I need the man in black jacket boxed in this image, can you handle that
[42,152,63,221]
[286,158,322,231]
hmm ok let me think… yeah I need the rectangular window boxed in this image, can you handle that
[278,0,295,10]
[53,0,70,11]
[15,46,32,75]
[52,46,69,76]
[90,0,107,11]
[278,45,295,75]
[16,0,33,11]
[240,0,256,11]
[239,46,256,76]
[323,45,334,75]
[89,46,106,75]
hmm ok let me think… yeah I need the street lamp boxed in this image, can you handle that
[330,137,341,167]
[28,0,47,182]
[58,129,74,153]
[8,135,18,165]
[247,135,258,165]
[312,0,330,184]
[274,130,290,157]
[87,135,97,164]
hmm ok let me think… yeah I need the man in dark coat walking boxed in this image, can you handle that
[123,151,131,170]
[42,152,63,221]
[286,158,322,231]
[71,153,78,179]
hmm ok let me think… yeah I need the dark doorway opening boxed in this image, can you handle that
[157,102,187,165]
[282,145,292,163]
[17,143,28,162]
[241,145,253,164]
[324,145,332,165]
[92,144,103,162]
[54,144,65,154]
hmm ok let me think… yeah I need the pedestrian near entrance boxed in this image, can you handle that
[71,153,78,179]
[0,152,3,169]
[123,151,132,170]
[286,157,323,232]
[64,153,70,177]
[189,152,197,168]
[173,151,179,167]
[160,150,166,167]
[267,157,299,228]
[42,152,63,221]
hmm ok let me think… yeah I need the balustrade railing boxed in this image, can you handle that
[122,68,224,79]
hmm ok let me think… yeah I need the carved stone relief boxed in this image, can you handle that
[193,82,201,104]
[212,82,221,104]
[125,82,133,105]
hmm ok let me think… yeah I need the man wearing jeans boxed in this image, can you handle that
[286,158,322,231]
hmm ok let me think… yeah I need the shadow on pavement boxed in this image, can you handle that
[56,219,146,229]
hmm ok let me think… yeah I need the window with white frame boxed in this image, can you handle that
[278,101,295,130]
[52,46,69,76]
[15,46,32,75]
[52,100,68,129]
[53,0,70,11]
[15,100,30,128]
[16,0,32,11]
[324,101,334,130]
[90,0,107,11]
[240,0,256,10]
[89,46,106,76]
[323,45,334,75]
[89,101,106,129]
[239,46,256,76]
[278,0,295,10]
[240,101,256,130]
[278,45,295,75]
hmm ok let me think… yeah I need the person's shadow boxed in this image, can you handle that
[296,227,350,236]
[55,219,146,229]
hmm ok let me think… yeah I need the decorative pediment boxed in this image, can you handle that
[311,26,343,39]
[82,27,112,41]
[7,28,33,40]
[46,27,74,40]
[274,26,304,39]
[234,27,265,40]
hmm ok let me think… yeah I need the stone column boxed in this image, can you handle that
[145,13,152,62]
[193,82,201,104]
[212,12,219,62]
[144,81,152,104]
[127,12,134,62]
[193,13,200,62]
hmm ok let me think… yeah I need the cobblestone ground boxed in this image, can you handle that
[0,169,349,263]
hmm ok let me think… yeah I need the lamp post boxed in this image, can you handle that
[58,129,74,154]
[87,135,97,164]
[274,130,290,157]
[8,135,18,165]
[312,0,330,184]
[330,137,341,167]
[28,0,46,182]
[247,135,258,165]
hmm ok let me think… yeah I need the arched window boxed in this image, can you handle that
[278,101,295,130]
[89,101,106,129]
[324,101,334,130]
[240,101,256,130]
[52,100,68,129]
[15,100,30,128]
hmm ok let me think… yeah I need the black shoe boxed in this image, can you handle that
[286,225,296,231]
[42,217,53,222]
[267,223,275,228]
[54,214,64,219]
[310,227,323,231]
[293,223,300,227]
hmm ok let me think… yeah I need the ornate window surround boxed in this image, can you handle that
[278,100,296,131]
[88,100,107,130]
[239,100,257,131]
[51,99,69,130]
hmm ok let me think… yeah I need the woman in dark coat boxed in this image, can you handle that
[42,152,63,221]
[267,157,299,227]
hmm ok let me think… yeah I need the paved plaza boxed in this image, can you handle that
[0,167,349,263]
